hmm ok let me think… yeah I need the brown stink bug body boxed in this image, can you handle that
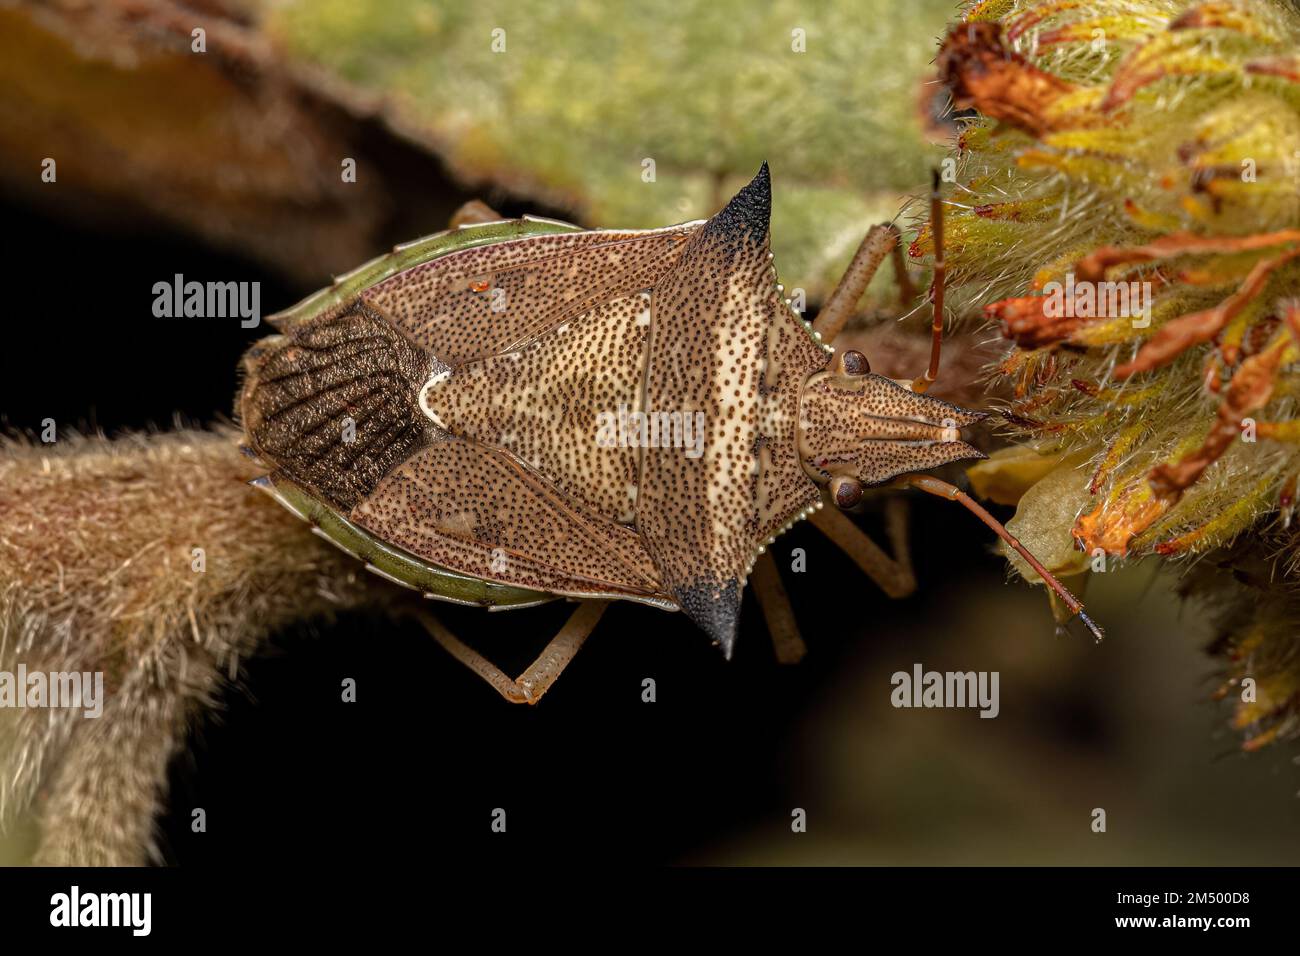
[239,164,1098,702]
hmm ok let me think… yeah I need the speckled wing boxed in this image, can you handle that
[361,225,698,365]
[418,291,653,524]
[241,309,672,602]
[350,438,672,604]
[240,225,692,605]
[635,163,829,655]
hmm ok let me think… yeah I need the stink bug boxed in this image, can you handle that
[238,164,1099,703]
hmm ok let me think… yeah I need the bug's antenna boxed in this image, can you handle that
[897,473,1104,642]
[912,168,946,393]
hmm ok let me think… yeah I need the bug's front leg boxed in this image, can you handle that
[813,173,948,392]
[741,475,922,666]
[809,495,916,599]
[750,551,807,664]
[811,222,904,346]
[412,601,608,704]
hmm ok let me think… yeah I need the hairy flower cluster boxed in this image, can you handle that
[914,0,1300,749]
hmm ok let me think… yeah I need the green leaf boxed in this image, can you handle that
[260,0,955,300]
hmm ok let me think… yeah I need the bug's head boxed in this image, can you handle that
[798,349,987,506]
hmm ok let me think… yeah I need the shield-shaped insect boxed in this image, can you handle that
[239,163,1097,702]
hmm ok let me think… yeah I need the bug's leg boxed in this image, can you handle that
[881,494,915,586]
[449,199,504,228]
[751,551,806,664]
[912,170,946,394]
[414,600,608,704]
[808,497,916,599]
[897,474,1104,641]
[811,223,902,345]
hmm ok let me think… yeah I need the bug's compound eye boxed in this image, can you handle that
[830,475,864,510]
[838,349,870,376]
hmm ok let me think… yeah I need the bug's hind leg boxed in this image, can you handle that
[812,223,902,345]
[809,496,916,599]
[449,200,504,228]
[751,551,807,664]
[413,600,607,704]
